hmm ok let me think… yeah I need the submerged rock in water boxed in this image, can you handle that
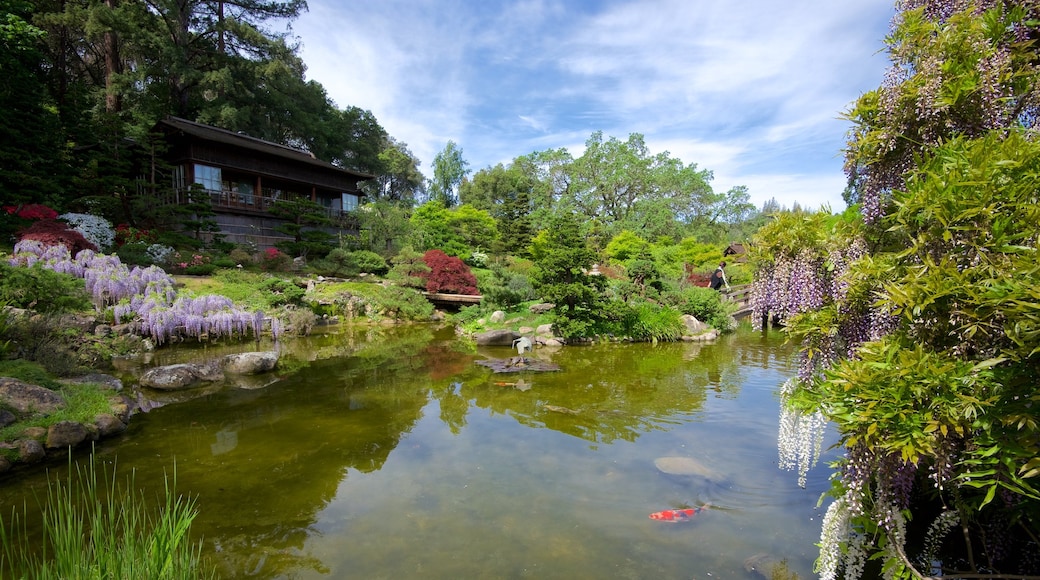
[653,456,721,479]
[475,358,561,373]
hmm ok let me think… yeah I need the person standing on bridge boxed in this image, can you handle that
[709,261,729,291]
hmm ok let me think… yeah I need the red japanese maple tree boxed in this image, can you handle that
[421,249,479,295]
[18,219,97,254]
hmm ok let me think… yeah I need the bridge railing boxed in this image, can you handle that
[721,284,753,319]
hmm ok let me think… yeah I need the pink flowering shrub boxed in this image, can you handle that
[261,247,292,272]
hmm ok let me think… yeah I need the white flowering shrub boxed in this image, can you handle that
[146,244,176,265]
[59,213,115,252]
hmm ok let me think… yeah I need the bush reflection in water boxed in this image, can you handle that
[2,325,836,579]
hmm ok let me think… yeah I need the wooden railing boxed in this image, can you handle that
[722,284,753,319]
[160,188,358,226]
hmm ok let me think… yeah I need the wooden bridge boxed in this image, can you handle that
[424,292,482,310]
[722,284,753,320]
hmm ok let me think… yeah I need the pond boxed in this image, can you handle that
[0,324,839,579]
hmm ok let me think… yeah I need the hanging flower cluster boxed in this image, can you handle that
[9,240,281,344]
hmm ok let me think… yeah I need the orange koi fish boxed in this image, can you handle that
[648,506,705,522]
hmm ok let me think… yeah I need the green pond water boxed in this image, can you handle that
[0,324,839,579]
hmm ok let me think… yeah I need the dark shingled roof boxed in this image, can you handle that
[157,117,375,179]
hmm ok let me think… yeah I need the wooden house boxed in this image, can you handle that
[723,242,747,262]
[151,117,372,249]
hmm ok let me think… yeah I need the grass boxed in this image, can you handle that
[0,360,114,445]
[0,452,214,579]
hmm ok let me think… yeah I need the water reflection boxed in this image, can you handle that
[1,324,827,579]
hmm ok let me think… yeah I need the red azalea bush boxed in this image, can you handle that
[115,223,157,246]
[17,219,97,254]
[3,204,59,220]
[422,249,479,295]
[261,247,292,272]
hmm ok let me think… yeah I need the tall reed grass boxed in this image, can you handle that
[0,453,213,579]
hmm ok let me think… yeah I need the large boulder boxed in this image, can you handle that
[46,420,94,449]
[0,378,67,415]
[680,315,718,341]
[18,438,45,463]
[139,363,221,391]
[529,303,554,315]
[474,329,521,347]
[222,351,279,375]
[680,315,710,336]
[95,413,128,437]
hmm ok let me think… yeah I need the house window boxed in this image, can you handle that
[172,165,186,190]
[193,164,222,192]
[341,193,359,212]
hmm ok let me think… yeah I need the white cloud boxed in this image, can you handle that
[293,0,892,211]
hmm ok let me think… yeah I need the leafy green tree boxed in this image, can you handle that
[428,140,469,207]
[757,3,1040,576]
[531,213,607,340]
[512,147,573,233]
[408,201,467,257]
[268,198,334,258]
[0,0,67,206]
[603,230,650,263]
[362,137,424,206]
[356,200,412,255]
[459,163,534,255]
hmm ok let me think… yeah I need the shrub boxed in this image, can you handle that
[258,277,305,307]
[260,248,292,272]
[479,265,536,309]
[0,262,91,313]
[146,244,177,266]
[422,249,478,295]
[17,219,97,254]
[387,246,429,289]
[352,250,389,275]
[284,306,317,336]
[662,286,732,332]
[115,242,155,266]
[3,314,84,376]
[3,204,58,220]
[228,248,254,265]
[59,213,115,252]
[114,223,157,246]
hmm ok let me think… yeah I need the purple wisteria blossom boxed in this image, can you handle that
[9,240,281,344]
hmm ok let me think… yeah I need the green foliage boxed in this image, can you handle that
[771,93,1040,574]
[269,199,335,258]
[0,453,213,579]
[603,230,650,263]
[622,301,686,342]
[476,264,537,310]
[307,281,433,322]
[662,286,732,332]
[0,359,64,391]
[429,140,470,207]
[408,202,498,258]
[318,248,389,278]
[531,213,608,341]
[387,246,429,289]
[0,262,91,313]
[258,277,306,308]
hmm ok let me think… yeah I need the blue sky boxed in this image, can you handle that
[292,0,895,211]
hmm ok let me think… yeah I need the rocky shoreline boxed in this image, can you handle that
[0,351,280,475]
